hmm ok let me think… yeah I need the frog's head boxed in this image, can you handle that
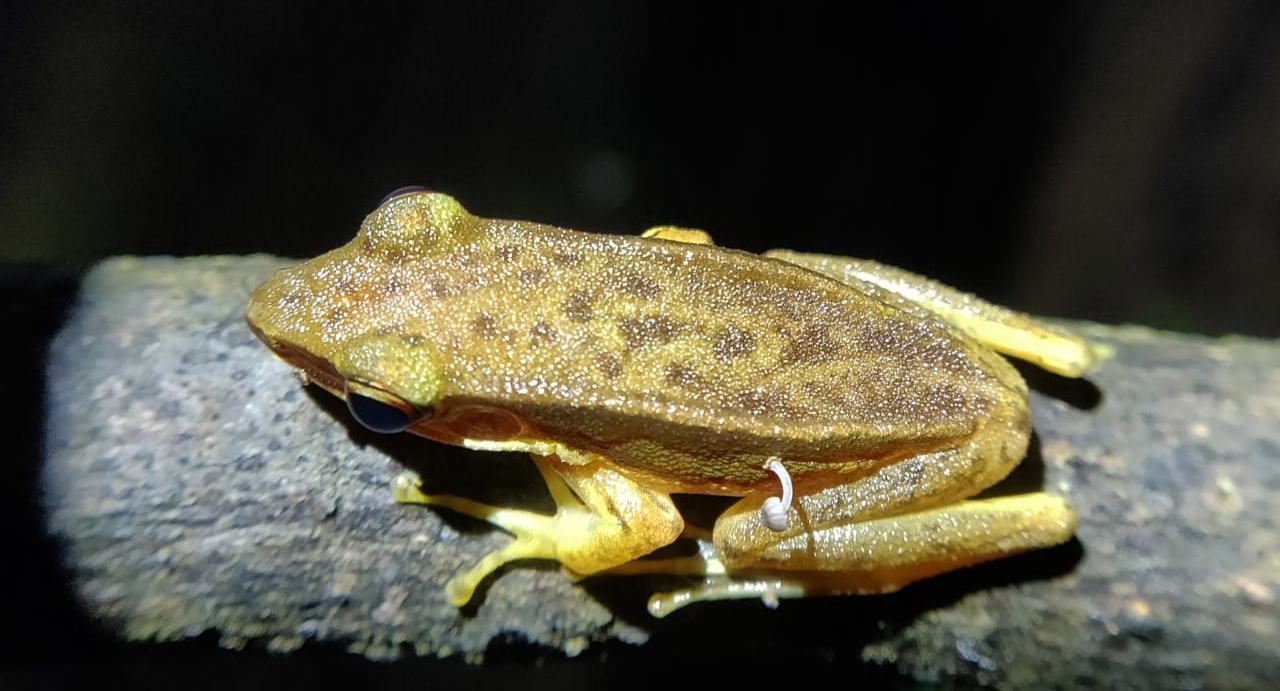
[247,187,476,434]
[246,313,447,434]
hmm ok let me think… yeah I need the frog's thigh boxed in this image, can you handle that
[543,454,685,573]
[762,250,1103,377]
[716,415,1031,565]
[394,453,683,605]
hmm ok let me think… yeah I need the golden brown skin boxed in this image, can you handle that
[246,190,1100,616]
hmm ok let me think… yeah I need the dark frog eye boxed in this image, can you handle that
[343,379,430,434]
[378,186,430,206]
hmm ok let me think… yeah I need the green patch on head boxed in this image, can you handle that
[330,332,443,408]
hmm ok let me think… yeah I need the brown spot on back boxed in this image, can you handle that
[426,277,454,298]
[612,271,662,299]
[618,315,683,349]
[857,324,976,377]
[783,325,841,364]
[471,312,499,339]
[713,324,756,362]
[664,362,708,390]
[553,250,583,267]
[595,353,623,379]
[321,306,349,330]
[382,276,409,295]
[519,268,546,286]
[561,290,593,322]
[854,323,912,353]
[529,320,558,345]
[494,245,521,262]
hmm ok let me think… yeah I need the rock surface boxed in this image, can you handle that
[43,255,1280,687]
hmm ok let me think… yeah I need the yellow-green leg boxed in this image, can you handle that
[647,492,1076,617]
[763,250,1108,377]
[393,453,684,605]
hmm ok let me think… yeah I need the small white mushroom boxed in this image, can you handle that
[759,457,793,532]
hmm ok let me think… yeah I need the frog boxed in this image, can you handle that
[245,188,1103,617]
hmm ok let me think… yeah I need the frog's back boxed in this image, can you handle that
[392,204,1016,436]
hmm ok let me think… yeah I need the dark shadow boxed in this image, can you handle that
[1013,358,1105,410]
[304,387,556,514]
[13,271,111,676]
[577,536,1083,667]
[974,431,1048,499]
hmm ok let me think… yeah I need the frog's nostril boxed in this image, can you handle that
[379,186,430,205]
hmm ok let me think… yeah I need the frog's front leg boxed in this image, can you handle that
[393,453,684,605]
[641,225,716,246]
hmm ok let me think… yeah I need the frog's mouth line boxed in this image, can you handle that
[250,328,347,399]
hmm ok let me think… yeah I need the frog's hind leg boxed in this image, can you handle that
[393,453,684,606]
[649,492,1075,617]
[763,250,1108,377]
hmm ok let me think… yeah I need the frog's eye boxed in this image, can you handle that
[379,186,430,205]
[343,379,430,434]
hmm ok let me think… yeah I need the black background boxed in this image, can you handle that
[6,2,1280,334]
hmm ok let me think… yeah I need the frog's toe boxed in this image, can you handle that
[445,576,476,607]
[391,472,566,604]
[392,471,550,534]
[443,533,557,606]
[648,577,808,618]
[391,471,425,503]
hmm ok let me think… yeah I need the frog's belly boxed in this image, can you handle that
[518,391,1024,495]
[566,423,975,496]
